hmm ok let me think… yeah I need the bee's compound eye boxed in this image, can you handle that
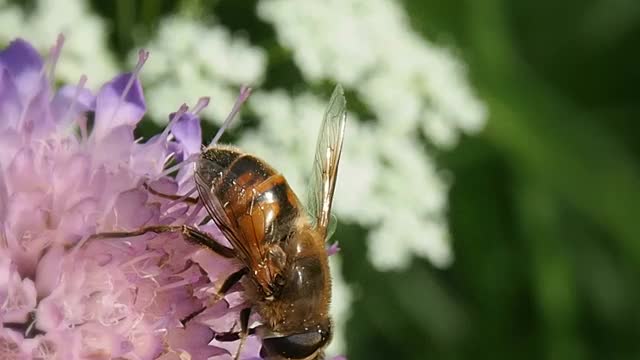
[262,328,330,359]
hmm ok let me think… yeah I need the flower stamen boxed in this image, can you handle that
[209,86,252,146]
[159,153,197,178]
[165,186,198,210]
[41,34,65,84]
[192,97,210,115]
[121,49,149,103]
[61,74,88,130]
[162,104,189,139]
[110,49,149,123]
[184,202,204,225]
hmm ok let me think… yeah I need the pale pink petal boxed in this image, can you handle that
[0,68,22,132]
[50,84,95,125]
[34,245,64,298]
[167,323,227,360]
[0,328,29,359]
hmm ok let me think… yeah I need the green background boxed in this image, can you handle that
[88,0,640,358]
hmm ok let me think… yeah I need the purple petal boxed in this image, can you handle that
[6,147,40,192]
[91,124,134,164]
[130,133,170,176]
[0,170,7,222]
[0,40,54,137]
[0,257,37,323]
[0,328,29,358]
[104,189,154,230]
[0,40,48,116]
[55,198,98,245]
[166,323,227,360]
[20,83,55,137]
[190,300,238,331]
[0,39,43,77]
[326,242,341,256]
[93,73,146,140]
[35,245,64,298]
[0,129,22,167]
[51,85,96,125]
[0,68,22,131]
[52,154,91,199]
[171,112,202,157]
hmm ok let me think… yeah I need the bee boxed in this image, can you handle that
[91,85,347,360]
[195,85,346,360]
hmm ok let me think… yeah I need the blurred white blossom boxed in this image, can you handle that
[240,91,453,270]
[258,0,487,148]
[250,0,486,270]
[0,0,117,87]
[133,16,266,125]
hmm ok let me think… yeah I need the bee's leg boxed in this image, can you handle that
[180,267,248,326]
[233,307,251,360]
[142,182,199,205]
[180,225,236,258]
[218,267,248,295]
[214,325,257,342]
[90,224,235,258]
[180,307,207,326]
[199,215,212,226]
[143,183,214,228]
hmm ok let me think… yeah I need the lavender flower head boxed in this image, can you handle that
[0,37,282,359]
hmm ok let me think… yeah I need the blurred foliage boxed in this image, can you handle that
[89,0,640,358]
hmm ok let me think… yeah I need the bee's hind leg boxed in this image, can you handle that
[89,224,236,258]
[233,307,251,360]
[209,308,252,359]
[142,182,199,205]
[180,267,248,326]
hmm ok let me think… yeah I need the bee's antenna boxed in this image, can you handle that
[209,86,252,146]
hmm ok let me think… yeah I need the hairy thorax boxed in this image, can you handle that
[249,226,332,334]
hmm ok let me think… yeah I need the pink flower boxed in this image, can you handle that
[0,37,347,360]
[0,37,259,359]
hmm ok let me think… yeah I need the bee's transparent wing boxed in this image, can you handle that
[306,85,347,240]
[195,153,279,295]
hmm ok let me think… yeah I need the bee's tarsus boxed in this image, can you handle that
[180,225,236,258]
[219,267,248,295]
[89,224,236,258]
[180,306,207,327]
[233,307,252,360]
[214,325,257,342]
[88,225,182,240]
[142,182,199,204]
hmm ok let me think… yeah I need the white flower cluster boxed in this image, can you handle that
[257,0,487,148]
[254,0,487,270]
[133,16,267,125]
[258,0,486,147]
[0,0,117,87]
[240,91,452,270]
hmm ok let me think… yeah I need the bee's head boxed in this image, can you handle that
[259,319,332,360]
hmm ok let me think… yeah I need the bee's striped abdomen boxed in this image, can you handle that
[201,147,301,245]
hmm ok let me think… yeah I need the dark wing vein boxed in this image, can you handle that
[194,168,259,272]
